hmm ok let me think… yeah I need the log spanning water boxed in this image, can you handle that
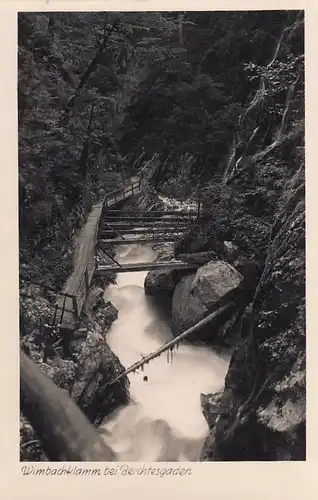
[96,261,198,274]
[100,243,231,461]
[106,302,234,387]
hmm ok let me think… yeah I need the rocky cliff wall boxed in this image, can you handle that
[153,13,305,460]
[202,165,305,460]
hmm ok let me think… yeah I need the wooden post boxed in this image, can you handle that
[60,294,67,325]
[72,296,79,320]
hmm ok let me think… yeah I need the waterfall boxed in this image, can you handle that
[267,27,289,68]
[241,77,266,127]
[223,136,237,183]
[277,71,301,139]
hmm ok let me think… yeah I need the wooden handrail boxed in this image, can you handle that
[53,177,141,325]
[103,179,141,201]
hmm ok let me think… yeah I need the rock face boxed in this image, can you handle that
[144,268,179,297]
[71,330,128,426]
[171,260,243,336]
[144,243,183,301]
[202,166,305,461]
[20,285,128,460]
[200,392,223,460]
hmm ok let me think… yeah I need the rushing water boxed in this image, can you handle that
[101,242,230,462]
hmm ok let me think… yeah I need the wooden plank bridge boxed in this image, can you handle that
[54,177,142,330]
[21,178,219,460]
[54,175,198,331]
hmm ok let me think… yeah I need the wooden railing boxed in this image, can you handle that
[104,177,142,209]
[54,177,142,329]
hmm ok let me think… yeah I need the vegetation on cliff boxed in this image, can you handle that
[19,10,305,461]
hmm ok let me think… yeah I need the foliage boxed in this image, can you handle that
[243,53,304,117]
[19,10,304,289]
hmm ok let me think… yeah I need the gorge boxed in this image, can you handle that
[19,10,305,462]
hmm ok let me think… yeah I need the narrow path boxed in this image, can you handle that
[55,177,141,329]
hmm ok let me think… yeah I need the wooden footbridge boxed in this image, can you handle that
[53,176,198,331]
[21,177,234,462]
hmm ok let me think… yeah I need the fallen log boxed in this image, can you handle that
[20,350,116,462]
[106,301,234,386]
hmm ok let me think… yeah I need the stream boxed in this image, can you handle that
[100,241,230,462]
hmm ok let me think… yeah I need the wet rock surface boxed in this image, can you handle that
[144,244,180,298]
[20,283,129,461]
[200,392,223,461]
[171,260,243,338]
[202,166,305,461]
[71,330,129,426]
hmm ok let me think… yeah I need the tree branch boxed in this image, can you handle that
[61,19,120,120]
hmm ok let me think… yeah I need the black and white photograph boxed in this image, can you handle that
[18,9,305,463]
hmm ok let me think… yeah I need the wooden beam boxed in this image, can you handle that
[99,243,122,266]
[96,261,198,274]
[102,220,189,226]
[100,237,177,245]
[104,210,197,217]
[103,216,194,222]
[102,221,125,239]
[100,222,189,231]
[99,227,188,236]
[106,302,234,387]
[20,351,116,461]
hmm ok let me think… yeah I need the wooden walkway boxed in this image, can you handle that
[54,175,197,331]
[55,177,142,330]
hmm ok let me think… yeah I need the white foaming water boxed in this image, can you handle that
[101,243,230,461]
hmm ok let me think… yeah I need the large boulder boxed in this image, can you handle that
[171,260,243,336]
[144,268,179,297]
[144,243,182,299]
[71,330,129,426]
